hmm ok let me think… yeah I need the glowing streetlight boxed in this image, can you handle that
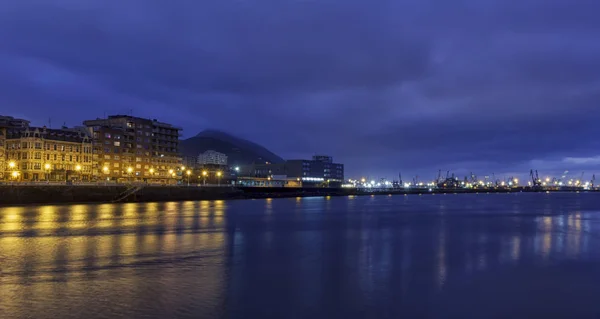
[103,166,109,173]
[235,166,240,172]
[8,161,15,169]
[217,171,222,186]
[11,171,19,178]
[44,163,52,181]
[181,166,185,171]
[75,165,82,171]
[186,170,191,186]
[127,167,133,173]
[149,168,154,174]
[201,170,207,185]
[168,169,174,175]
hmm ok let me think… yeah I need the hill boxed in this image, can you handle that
[180,130,284,166]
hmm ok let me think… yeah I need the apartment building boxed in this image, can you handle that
[83,115,182,183]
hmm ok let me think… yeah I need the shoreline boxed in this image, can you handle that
[0,184,598,206]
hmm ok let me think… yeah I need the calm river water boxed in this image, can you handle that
[2,193,600,318]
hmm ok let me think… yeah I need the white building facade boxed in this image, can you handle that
[199,150,227,165]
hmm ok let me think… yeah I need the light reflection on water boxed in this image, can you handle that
[1,193,600,318]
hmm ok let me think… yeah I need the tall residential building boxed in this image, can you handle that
[199,150,228,166]
[4,126,93,181]
[83,115,182,183]
[0,116,30,180]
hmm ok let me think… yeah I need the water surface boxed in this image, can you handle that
[1,193,600,318]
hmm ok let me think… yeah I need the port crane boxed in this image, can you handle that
[530,169,542,187]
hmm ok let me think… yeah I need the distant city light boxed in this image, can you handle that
[302,177,324,182]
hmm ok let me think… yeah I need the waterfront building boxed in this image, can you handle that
[83,115,182,183]
[199,150,228,166]
[242,155,344,187]
[4,126,93,181]
[286,155,344,187]
[0,115,31,180]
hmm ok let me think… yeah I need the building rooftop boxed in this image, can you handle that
[6,126,91,143]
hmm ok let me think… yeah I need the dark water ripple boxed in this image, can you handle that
[2,193,600,318]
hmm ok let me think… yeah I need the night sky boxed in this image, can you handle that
[1,0,600,181]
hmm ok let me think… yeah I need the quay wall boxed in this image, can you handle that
[0,185,594,206]
[0,185,357,206]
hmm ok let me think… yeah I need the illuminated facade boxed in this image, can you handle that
[4,127,93,181]
[83,115,182,183]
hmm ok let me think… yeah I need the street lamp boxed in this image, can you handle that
[103,166,109,174]
[186,170,191,186]
[217,171,222,186]
[127,167,133,183]
[75,165,82,182]
[202,170,207,185]
[8,161,16,170]
[11,171,19,181]
[44,163,51,181]
[181,166,185,171]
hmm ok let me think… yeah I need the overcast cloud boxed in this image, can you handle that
[1,0,600,181]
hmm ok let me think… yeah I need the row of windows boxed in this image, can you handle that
[18,163,91,171]
[102,155,151,161]
[9,152,91,162]
[101,163,176,170]
[7,142,91,153]
[102,147,151,154]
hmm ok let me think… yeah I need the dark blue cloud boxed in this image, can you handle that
[1,0,600,181]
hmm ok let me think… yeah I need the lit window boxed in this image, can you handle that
[114,141,120,147]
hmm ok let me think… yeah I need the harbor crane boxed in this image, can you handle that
[530,169,542,187]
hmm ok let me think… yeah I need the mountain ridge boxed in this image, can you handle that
[180,129,284,165]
